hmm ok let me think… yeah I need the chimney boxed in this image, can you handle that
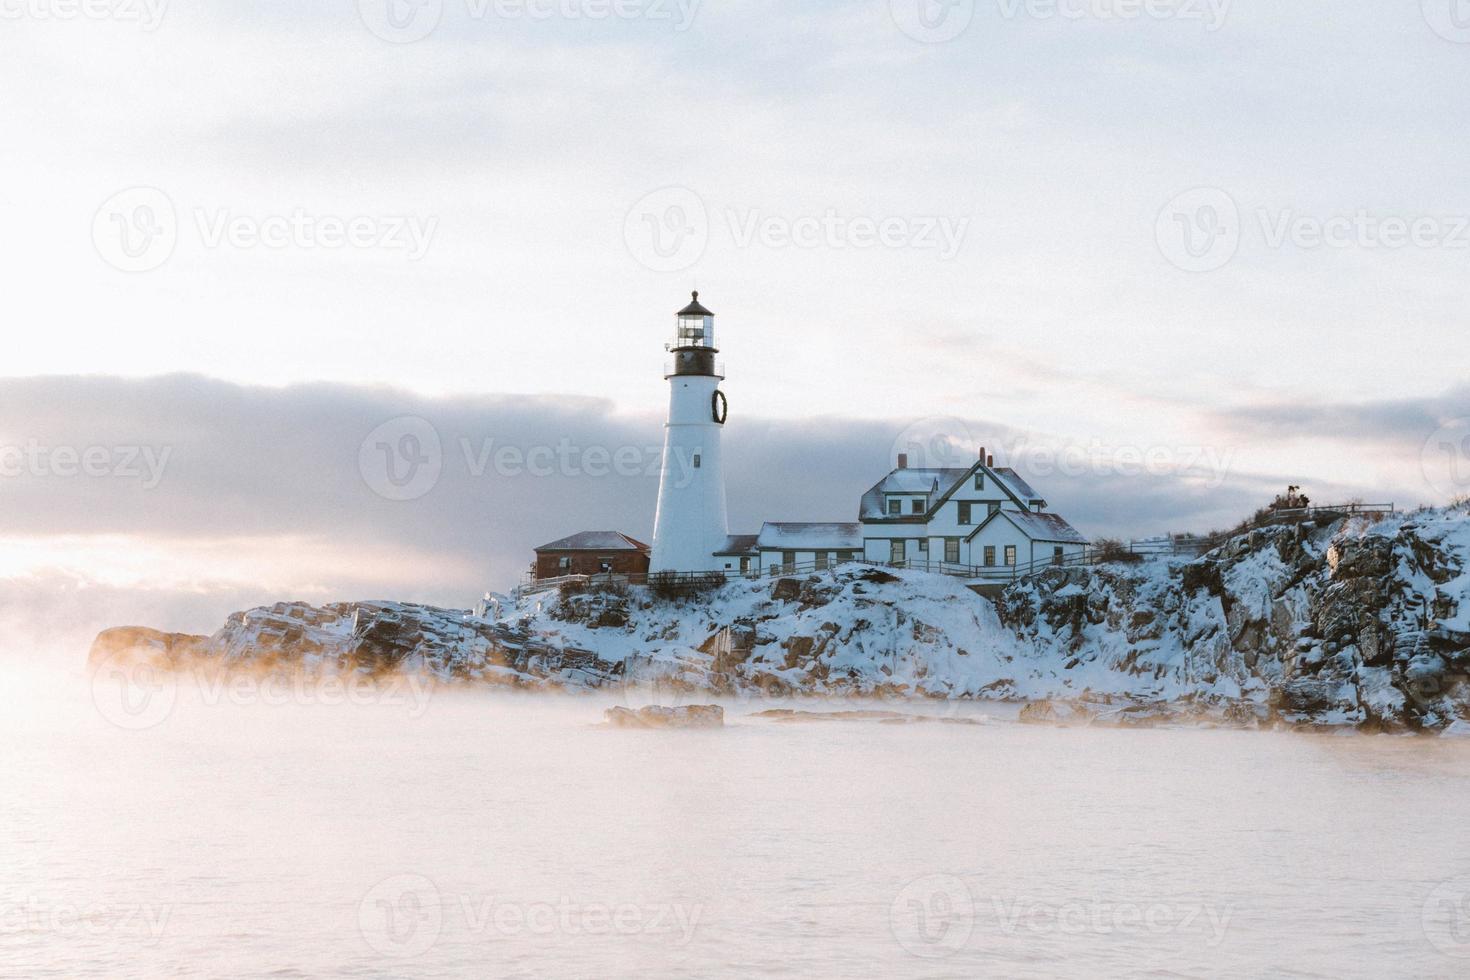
[897,453,908,469]
[978,446,986,466]
[987,454,994,467]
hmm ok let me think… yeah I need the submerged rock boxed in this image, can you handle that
[1018,699,1095,727]
[604,705,724,729]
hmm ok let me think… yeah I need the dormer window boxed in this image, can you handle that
[887,497,901,516]
[910,498,925,514]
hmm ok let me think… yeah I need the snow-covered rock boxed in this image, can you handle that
[996,507,1470,732]
[87,508,1470,733]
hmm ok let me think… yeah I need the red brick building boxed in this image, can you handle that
[533,531,651,580]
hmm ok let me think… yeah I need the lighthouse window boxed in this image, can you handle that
[678,319,705,345]
[693,454,701,469]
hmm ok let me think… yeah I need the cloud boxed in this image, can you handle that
[1210,385,1470,443]
[2,372,1419,615]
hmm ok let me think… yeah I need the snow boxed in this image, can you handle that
[992,509,1088,545]
[755,522,863,550]
[536,531,647,551]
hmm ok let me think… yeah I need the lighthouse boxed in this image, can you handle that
[649,291,730,573]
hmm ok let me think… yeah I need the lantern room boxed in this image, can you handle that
[673,291,716,350]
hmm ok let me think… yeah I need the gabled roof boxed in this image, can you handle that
[965,509,1087,545]
[714,534,759,556]
[534,531,650,552]
[858,468,970,520]
[859,460,1037,522]
[993,467,1041,501]
[756,522,864,550]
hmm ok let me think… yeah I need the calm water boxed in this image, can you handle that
[4,665,1470,979]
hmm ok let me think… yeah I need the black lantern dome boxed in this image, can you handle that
[678,290,714,317]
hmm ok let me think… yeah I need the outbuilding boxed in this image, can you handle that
[532,531,651,579]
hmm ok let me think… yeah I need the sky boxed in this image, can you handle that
[1,0,1469,644]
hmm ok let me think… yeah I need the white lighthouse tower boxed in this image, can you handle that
[650,291,730,573]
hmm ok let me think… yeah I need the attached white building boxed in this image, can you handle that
[753,522,863,574]
[857,453,1087,572]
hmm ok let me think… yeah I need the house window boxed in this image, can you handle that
[958,502,972,525]
[782,550,796,571]
[890,539,905,564]
[740,557,751,573]
[887,497,901,516]
[988,502,1000,516]
[984,546,996,567]
[945,538,960,563]
[1053,546,1064,565]
[918,539,929,553]
[911,498,924,514]
[557,556,571,570]
[974,473,984,490]
[598,558,614,573]
[838,550,855,561]
[1005,545,1017,566]
[693,454,701,469]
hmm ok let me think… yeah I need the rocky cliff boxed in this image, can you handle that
[88,507,1470,733]
[996,508,1470,732]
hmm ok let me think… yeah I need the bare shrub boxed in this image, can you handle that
[1091,538,1143,564]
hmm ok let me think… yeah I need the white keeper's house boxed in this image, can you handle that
[639,291,1089,578]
